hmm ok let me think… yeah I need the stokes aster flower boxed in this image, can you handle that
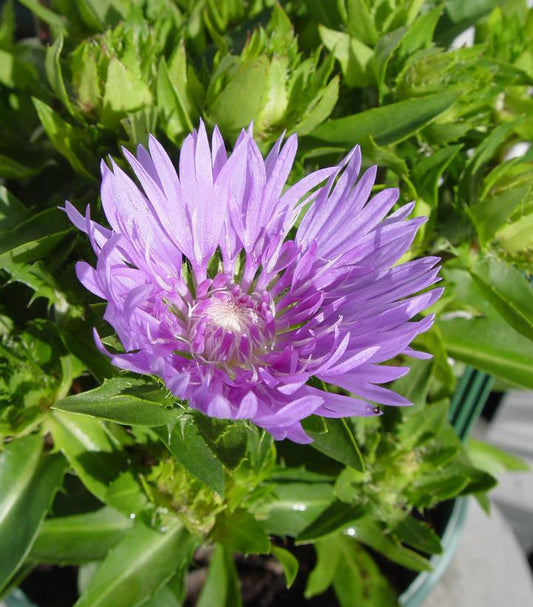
[66,123,442,443]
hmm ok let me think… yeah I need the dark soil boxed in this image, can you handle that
[21,565,78,607]
[184,542,338,607]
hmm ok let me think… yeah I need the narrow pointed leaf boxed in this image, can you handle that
[439,316,533,389]
[271,546,298,588]
[343,518,432,572]
[29,507,133,565]
[75,520,196,607]
[297,500,361,542]
[53,377,180,427]
[309,92,459,147]
[469,257,533,342]
[47,410,126,502]
[0,435,66,592]
[156,417,225,496]
[196,545,242,607]
[303,417,364,471]
[211,509,270,555]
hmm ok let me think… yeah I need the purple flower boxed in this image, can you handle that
[66,123,442,443]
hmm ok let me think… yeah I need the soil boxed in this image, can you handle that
[184,542,338,607]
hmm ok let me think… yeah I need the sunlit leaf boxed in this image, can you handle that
[0,435,66,592]
[29,507,132,564]
[53,377,180,427]
[75,520,196,607]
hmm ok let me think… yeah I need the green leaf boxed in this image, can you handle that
[0,186,28,232]
[29,507,133,564]
[393,516,442,555]
[0,154,47,180]
[32,99,96,178]
[319,25,374,87]
[271,546,298,588]
[142,579,182,607]
[197,545,242,607]
[412,443,496,506]
[392,359,433,407]
[459,119,522,204]
[469,256,533,342]
[259,482,334,537]
[297,500,361,542]
[305,535,341,598]
[303,417,364,471]
[374,27,405,93]
[16,0,67,29]
[309,91,459,147]
[294,75,340,136]
[3,260,67,306]
[0,435,66,593]
[47,410,126,502]
[192,413,248,470]
[0,0,15,47]
[398,6,442,57]
[157,58,191,143]
[105,471,151,518]
[101,58,153,125]
[420,424,461,467]
[467,438,529,475]
[469,186,528,246]
[71,40,102,114]
[412,145,462,208]
[45,33,76,117]
[75,520,196,607]
[344,517,432,572]
[74,0,107,31]
[332,537,396,607]
[166,41,199,129]
[59,324,115,383]
[342,0,377,46]
[307,535,396,606]
[209,57,269,138]
[53,378,180,427]
[0,207,71,267]
[211,509,271,555]
[438,316,533,389]
[408,473,466,507]
[397,399,449,449]
[156,417,225,496]
[497,210,533,255]
[414,327,456,395]
[445,0,501,23]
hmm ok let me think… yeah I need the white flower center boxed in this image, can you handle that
[186,284,276,368]
[207,297,259,334]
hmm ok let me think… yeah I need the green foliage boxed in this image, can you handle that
[196,545,242,607]
[53,377,181,426]
[74,519,197,607]
[0,435,66,593]
[29,507,133,565]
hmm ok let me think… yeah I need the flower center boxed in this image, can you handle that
[207,294,258,333]
[187,284,275,368]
